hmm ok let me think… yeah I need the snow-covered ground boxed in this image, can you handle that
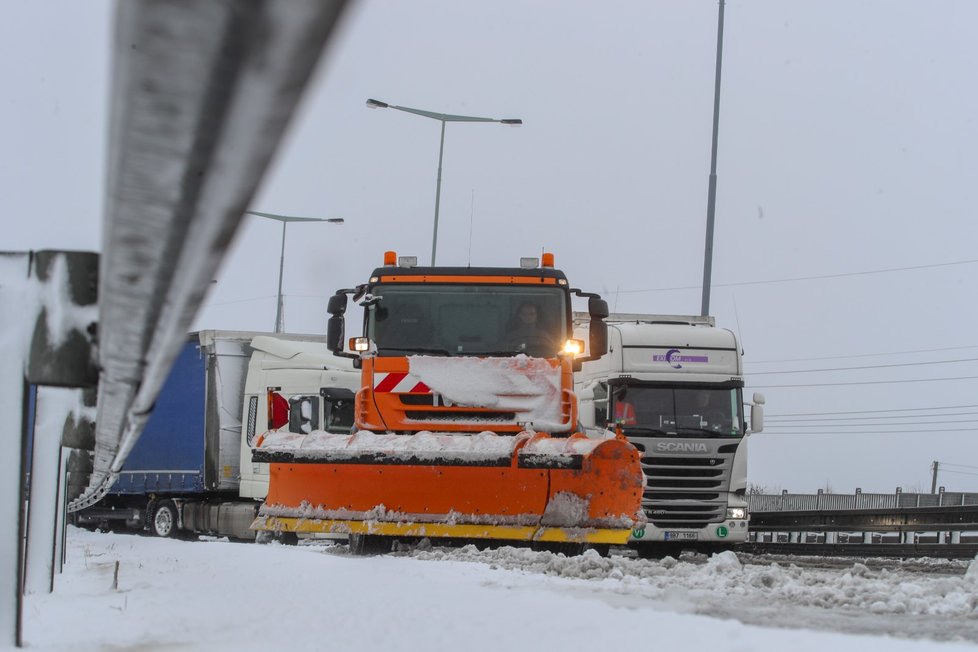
[19,528,978,650]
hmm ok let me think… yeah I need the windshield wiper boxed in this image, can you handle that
[376,346,452,356]
[676,427,739,437]
[621,426,673,435]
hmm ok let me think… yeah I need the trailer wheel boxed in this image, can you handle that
[150,500,179,538]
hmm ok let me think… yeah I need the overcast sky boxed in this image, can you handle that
[4,0,977,494]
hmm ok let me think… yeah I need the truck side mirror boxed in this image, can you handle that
[588,319,608,358]
[588,297,609,319]
[583,296,609,359]
[326,315,344,353]
[327,292,347,316]
[750,392,765,434]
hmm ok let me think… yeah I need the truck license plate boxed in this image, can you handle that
[664,531,697,541]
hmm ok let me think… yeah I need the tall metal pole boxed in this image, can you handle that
[700,0,726,317]
[275,221,287,333]
[248,212,343,334]
[431,120,447,266]
[931,460,939,494]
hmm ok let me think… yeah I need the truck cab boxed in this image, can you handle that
[576,314,764,550]
[237,335,360,499]
[341,252,592,435]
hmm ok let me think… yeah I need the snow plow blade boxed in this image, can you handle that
[251,430,644,544]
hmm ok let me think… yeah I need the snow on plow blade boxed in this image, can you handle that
[251,430,645,544]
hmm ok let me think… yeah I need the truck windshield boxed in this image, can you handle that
[366,284,567,357]
[608,384,743,437]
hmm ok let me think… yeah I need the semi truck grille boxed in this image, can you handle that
[647,456,723,467]
[631,439,737,527]
[646,477,722,489]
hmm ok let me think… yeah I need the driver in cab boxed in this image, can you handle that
[503,301,555,356]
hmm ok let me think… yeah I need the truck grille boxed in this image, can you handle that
[396,392,564,429]
[404,410,517,422]
[632,438,737,527]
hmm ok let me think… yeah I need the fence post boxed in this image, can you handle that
[24,252,98,601]
[0,252,33,648]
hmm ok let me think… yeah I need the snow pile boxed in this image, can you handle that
[540,491,590,527]
[258,500,549,528]
[408,544,978,620]
[259,424,610,466]
[409,354,566,429]
[521,433,608,456]
[259,429,526,463]
[21,529,978,649]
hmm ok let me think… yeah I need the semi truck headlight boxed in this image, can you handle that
[726,507,747,520]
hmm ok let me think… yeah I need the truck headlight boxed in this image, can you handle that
[562,339,585,355]
[726,507,747,520]
[352,337,371,352]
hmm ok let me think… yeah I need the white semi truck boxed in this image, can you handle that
[575,314,764,552]
[76,331,360,539]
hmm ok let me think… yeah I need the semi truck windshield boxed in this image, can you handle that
[609,385,743,436]
[367,284,567,357]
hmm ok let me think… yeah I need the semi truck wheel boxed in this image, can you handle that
[150,500,179,538]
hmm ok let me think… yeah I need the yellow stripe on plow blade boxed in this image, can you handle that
[253,516,632,545]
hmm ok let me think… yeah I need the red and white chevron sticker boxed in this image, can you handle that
[373,372,431,394]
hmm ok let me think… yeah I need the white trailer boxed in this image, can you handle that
[77,331,360,540]
[575,314,764,551]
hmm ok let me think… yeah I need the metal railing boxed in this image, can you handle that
[745,491,978,557]
[749,490,978,512]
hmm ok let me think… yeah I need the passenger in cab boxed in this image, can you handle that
[613,386,637,425]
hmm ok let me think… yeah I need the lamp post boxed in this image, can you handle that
[247,210,344,333]
[366,98,521,266]
[700,0,726,317]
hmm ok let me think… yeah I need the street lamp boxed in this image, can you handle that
[366,98,522,266]
[700,0,726,317]
[247,210,344,333]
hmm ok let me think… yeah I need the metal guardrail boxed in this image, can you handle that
[746,492,978,558]
[748,491,978,512]
[749,505,978,532]
[743,542,978,559]
[73,0,350,512]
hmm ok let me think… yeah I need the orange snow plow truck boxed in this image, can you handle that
[251,251,644,552]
